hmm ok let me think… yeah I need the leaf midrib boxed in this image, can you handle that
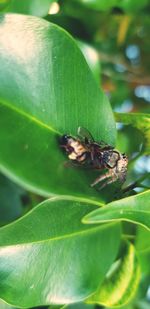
[92,209,150,215]
[0,222,116,248]
[0,99,60,135]
[84,218,150,231]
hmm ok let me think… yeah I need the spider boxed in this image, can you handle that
[60,127,128,190]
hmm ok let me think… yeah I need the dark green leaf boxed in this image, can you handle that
[0,174,24,225]
[66,0,148,13]
[116,126,143,156]
[0,14,116,200]
[83,190,150,231]
[119,0,149,12]
[86,242,140,307]
[70,0,120,11]
[115,113,150,154]
[0,198,121,307]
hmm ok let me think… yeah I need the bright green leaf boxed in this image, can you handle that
[4,0,55,17]
[115,113,150,154]
[0,14,116,200]
[83,190,150,231]
[0,197,121,307]
[86,242,140,307]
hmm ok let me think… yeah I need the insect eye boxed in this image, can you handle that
[60,135,70,145]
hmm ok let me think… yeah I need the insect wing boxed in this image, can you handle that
[77,127,94,142]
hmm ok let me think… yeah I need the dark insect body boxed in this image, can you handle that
[60,127,128,190]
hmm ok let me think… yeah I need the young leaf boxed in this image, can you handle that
[0,14,116,200]
[83,190,150,231]
[86,242,140,307]
[0,197,121,307]
[115,113,150,154]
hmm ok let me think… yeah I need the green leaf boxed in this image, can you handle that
[86,242,140,307]
[0,0,10,11]
[83,190,150,231]
[4,0,55,17]
[135,227,150,275]
[116,126,143,156]
[77,40,101,84]
[136,227,150,253]
[71,0,120,11]
[0,197,121,307]
[73,0,148,12]
[0,14,116,200]
[0,174,24,226]
[119,0,149,12]
[115,113,150,154]
[137,249,150,275]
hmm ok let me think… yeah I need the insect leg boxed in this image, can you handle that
[97,177,117,191]
[91,171,111,187]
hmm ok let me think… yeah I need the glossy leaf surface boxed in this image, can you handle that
[83,190,150,231]
[86,242,140,307]
[0,197,121,307]
[0,14,116,200]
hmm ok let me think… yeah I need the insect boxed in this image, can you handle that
[60,127,128,190]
